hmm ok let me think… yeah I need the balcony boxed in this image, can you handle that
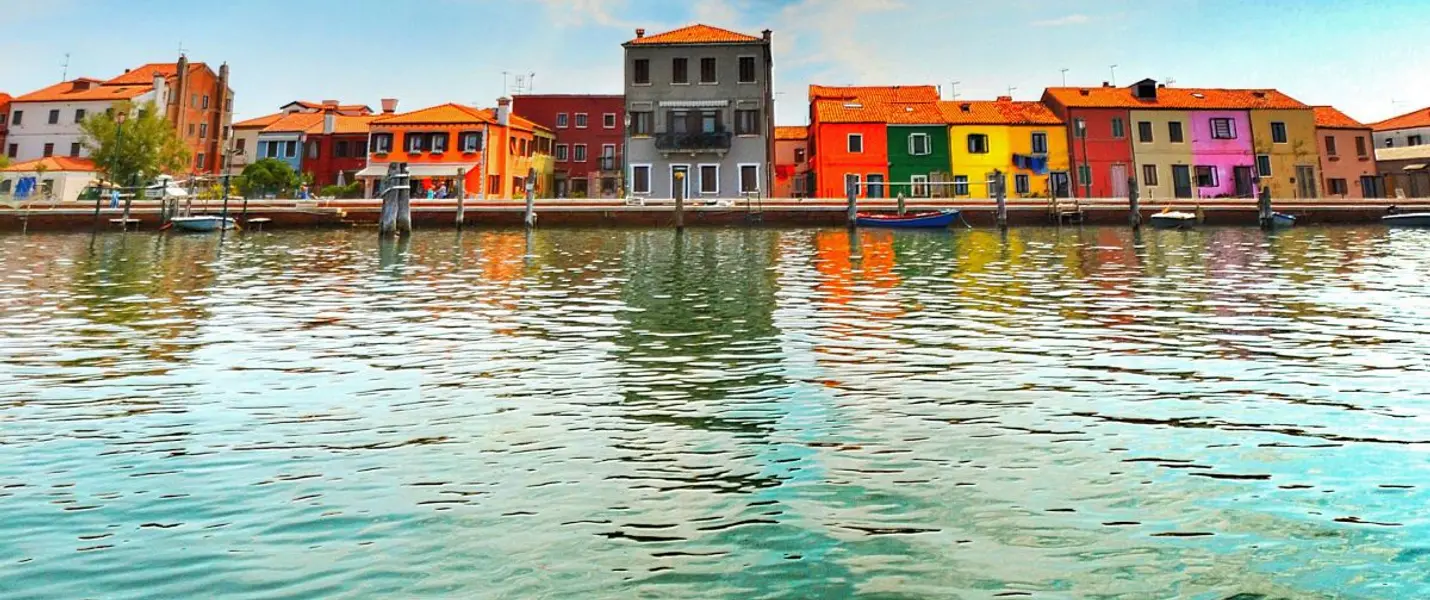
[654,131,732,155]
[598,156,619,172]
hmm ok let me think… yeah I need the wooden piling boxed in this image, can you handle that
[379,163,412,237]
[397,163,412,235]
[897,194,906,216]
[1257,186,1273,229]
[846,180,858,228]
[1128,176,1142,229]
[994,169,1008,229]
[455,168,466,229]
[673,171,686,230]
[524,167,537,228]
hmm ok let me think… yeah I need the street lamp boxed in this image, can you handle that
[220,143,245,231]
[93,109,128,231]
[115,111,135,228]
[1077,118,1092,199]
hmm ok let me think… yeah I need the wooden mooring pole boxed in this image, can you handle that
[1128,176,1142,229]
[897,193,906,216]
[379,163,412,237]
[1257,186,1273,229]
[524,167,537,228]
[846,180,858,228]
[994,169,1008,230]
[455,168,466,229]
[673,171,686,231]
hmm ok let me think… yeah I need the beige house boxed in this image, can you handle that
[0,156,98,204]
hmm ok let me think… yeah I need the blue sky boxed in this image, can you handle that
[3,0,1428,125]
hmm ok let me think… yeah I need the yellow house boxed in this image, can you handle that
[530,128,557,198]
[1251,108,1319,198]
[940,97,1070,198]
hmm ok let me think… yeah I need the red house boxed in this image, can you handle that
[0,93,11,160]
[513,94,624,198]
[1041,84,1137,198]
[809,86,939,198]
[260,106,376,188]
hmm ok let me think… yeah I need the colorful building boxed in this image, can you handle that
[1377,145,1430,198]
[513,94,624,198]
[941,97,1068,198]
[1313,106,1380,199]
[886,103,950,198]
[230,100,374,176]
[773,125,809,197]
[1371,106,1430,150]
[0,156,99,203]
[0,93,11,161]
[808,85,940,198]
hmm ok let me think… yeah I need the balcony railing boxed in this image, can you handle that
[654,131,733,152]
[597,156,619,171]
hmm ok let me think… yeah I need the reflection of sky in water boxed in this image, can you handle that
[0,226,1426,599]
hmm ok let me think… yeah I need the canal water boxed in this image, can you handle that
[0,226,1427,599]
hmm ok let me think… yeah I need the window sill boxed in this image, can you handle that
[632,83,653,87]
[671,82,691,86]
[698,82,719,86]
[737,81,757,85]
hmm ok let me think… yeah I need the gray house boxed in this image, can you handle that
[623,24,774,199]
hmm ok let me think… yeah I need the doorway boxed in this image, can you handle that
[1234,166,1255,198]
[1171,165,1193,199]
[1110,164,1129,198]
[671,165,690,198]
[866,174,885,199]
[1296,165,1317,198]
[1049,172,1071,198]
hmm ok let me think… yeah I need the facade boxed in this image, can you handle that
[623,24,775,199]
[230,100,373,175]
[0,156,99,203]
[942,97,1068,199]
[1313,106,1380,199]
[1041,87,1134,198]
[886,105,950,199]
[228,113,282,174]
[256,108,375,188]
[772,126,809,198]
[7,56,233,175]
[808,85,940,198]
[0,93,10,161]
[1371,107,1430,150]
[1376,145,1430,199]
[513,94,624,198]
[530,128,557,197]
[360,99,551,200]
[1250,108,1319,198]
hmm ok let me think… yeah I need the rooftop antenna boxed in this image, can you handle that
[61,52,71,81]
[951,81,961,100]
[1007,86,1017,97]
[177,42,186,57]
[502,71,509,96]
[1060,68,1068,87]
[1110,64,1118,86]
[1165,76,1176,87]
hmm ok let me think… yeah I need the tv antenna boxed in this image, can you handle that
[61,53,71,81]
[951,81,961,100]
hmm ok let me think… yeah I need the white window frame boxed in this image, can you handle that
[1210,118,1236,140]
[698,163,720,195]
[1015,173,1031,195]
[952,175,969,196]
[910,174,929,197]
[737,55,758,84]
[555,144,569,162]
[1256,154,1273,177]
[848,133,864,154]
[1195,165,1220,188]
[1271,121,1288,144]
[738,163,760,194]
[603,113,616,129]
[844,173,861,196]
[631,163,652,195]
[671,164,691,198]
[573,143,588,162]
[908,133,930,156]
[575,113,589,129]
[1031,131,1048,154]
[556,113,569,129]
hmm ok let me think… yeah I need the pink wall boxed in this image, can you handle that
[1191,110,1256,197]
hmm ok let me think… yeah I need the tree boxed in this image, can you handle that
[239,158,303,198]
[80,100,190,187]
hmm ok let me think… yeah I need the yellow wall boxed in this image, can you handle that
[950,124,1067,198]
[531,131,556,198]
[1129,110,1192,201]
[1251,109,1319,198]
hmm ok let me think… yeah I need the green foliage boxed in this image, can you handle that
[238,158,303,198]
[80,100,190,186]
[320,182,363,199]
[0,155,8,169]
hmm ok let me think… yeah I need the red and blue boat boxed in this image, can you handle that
[855,210,959,229]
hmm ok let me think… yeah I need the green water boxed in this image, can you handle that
[1,226,1428,599]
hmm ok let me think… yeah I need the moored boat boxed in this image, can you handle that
[855,210,959,229]
[1269,212,1296,228]
[1383,212,1430,227]
[169,215,237,232]
[1148,211,1197,229]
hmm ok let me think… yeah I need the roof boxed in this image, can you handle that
[774,126,808,141]
[813,99,889,124]
[233,112,285,129]
[372,103,549,133]
[281,100,374,115]
[939,99,1063,125]
[1043,84,1308,110]
[103,62,205,86]
[1372,107,1430,132]
[809,85,941,103]
[0,92,11,106]
[1375,145,1430,162]
[14,79,154,103]
[260,112,377,135]
[626,24,763,46]
[1313,106,1368,130]
[2,156,98,172]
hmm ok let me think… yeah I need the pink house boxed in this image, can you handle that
[1191,110,1257,198]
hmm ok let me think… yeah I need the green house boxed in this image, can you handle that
[886,124,951,199]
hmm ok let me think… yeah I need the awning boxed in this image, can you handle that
[1405,164,1427,171]
[356,163,480,178]
[658,100,730,108]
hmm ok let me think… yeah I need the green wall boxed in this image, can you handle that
[887,125,951,198]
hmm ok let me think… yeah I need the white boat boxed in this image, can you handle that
[1149,211,1197,229]
[169,215,236,232]
[1383,212,1430,227]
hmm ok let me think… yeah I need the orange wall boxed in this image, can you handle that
[812,122,888,198]
[369,122,540,199]
[1317,127,1378,198]
[169,66,230,174]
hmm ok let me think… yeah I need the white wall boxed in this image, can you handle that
[7,91,158,162]
[0,169,97,204]
[1373,126,1430,150]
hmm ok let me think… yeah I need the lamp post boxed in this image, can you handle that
[116,111,136,228]
[94,109,128,231]
[1078,118,1092,199]
[220,143,244,231]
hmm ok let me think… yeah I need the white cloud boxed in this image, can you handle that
[534,0,637,28]
[1031,13,1091,27]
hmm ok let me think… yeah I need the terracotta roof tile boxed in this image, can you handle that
[813,99,889,124]
[1044,85,1308,110]
[2,156,99,172]
[1313,106,1368,129]
[104,63,194,86]
[1372,106,1430,132]
[283,100,374,115]
[936,99,1063,125]
[809,85,941,103]
[233,112,285,129]
[374,103,496,126]
[261,112,324,134]
[774,126,808,140]
[14,79,153,103]
[626,24,762,45]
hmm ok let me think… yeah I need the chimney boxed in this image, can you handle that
[635,28,645,38]
[997,95,1012,102]
[322,99,339,108]
[381,98,399,114]
[323,110,336,135]
[762,29,772,41]
[497,97,511,125]
[1102,81,1111,87]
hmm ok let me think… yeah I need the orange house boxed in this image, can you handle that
[808,85,941,198]
[360,98,550,199]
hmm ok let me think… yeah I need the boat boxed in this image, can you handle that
[1148,211,1198,229]
[855,210,959,229]
[1383,212,1430,227]
[1269,212,1296,228]
[169,215,237,232]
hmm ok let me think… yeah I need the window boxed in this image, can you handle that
[1169,121,1185,143]
[908,133,930,156]
[1073,118,1086,138]
[308,141,319,159]
[556,113,569,128]
[0,180,9,194]
[844,173,861,196]
[1328,178,1348,195]
[47,109,59,125]
[630,111,653,136]
[1410,135,1424,146]
[672,58,689,84]
[1032,132,1048,154]
[911,174,929,197]
[604,113,616,129]
[1142,164,1159,186]
[407,133,425,153]
[237,138,247,152]
[967,133,989,154]
[1256,154,1273,177]
[190,94,198,108]
[69,143,81,157]
[699,164,718,194]
[556,144,569,161]
[1077,165,1092,188]
[952,175,969,196]
[1385,138,1394,148]
[867,174,885,198]
[5,144,14,158]
[461,132,483,153]
[42,143,54,157]
[738,56,756,83]
[740,164,759,194]
[74,109,86,123]
[573,144,587,162]
[336,141,349,158]
[1137,121,1154,143]
[284,141,297,157]
[736,109,760,135]
[794,148,806,164]
[1195,165,1218,187]
[1014,173,1030,195]
[1325,135,1337,156]
[11,111,21,126]
[1355,136,1368,157]
[633,59,651,85]
[263,140,279,158]
[203,95,210,109]
[196,153,206,169]
[355,140,367,155]
[188,124,196,137]
[373,133,393,153]
[199,123,208,139]
[701,110,718,133]
[1271,122,1288,143]
[1111,118,1125,138]
[848,134,863,153]
[575,113,588,129]
[700,58,717,83]
[1211,118,1236,139]
[488,175,501,194]
[432,133,448,154]
[632,165,651,194]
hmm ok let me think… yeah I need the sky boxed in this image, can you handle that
[2,0,1428,126]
